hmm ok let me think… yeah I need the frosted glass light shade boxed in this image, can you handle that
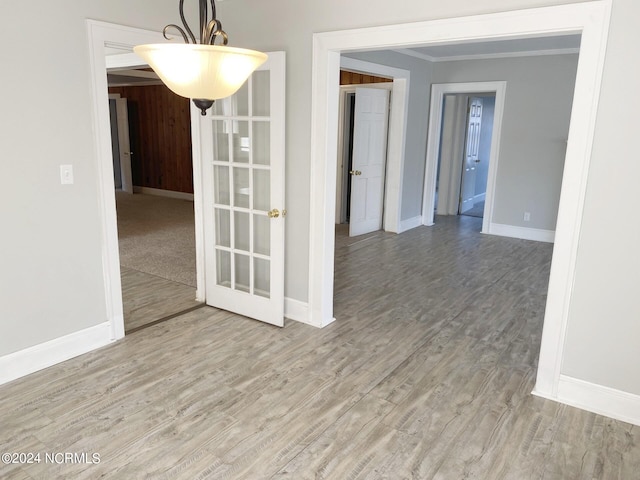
[134,44,268,100]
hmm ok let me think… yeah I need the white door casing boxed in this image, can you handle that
[459,97,483,213]
[201,52,286,326]
[349,87,390,236]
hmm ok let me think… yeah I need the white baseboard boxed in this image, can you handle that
[0,322,114,386]
[133,186,194,201]
[285,297,335,328]
[533,375,640,427]
[398,215,423,233]
[487,222,555,243]
[473,192,486,203]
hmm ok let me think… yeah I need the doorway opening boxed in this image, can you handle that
[432,88,501,229]
[106,67,203,333]
[87,20,208,342]
[308,3,612,402]
[336,71,393,236]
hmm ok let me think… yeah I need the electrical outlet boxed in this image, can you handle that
[60,165,74,185]
[524,212,531,222]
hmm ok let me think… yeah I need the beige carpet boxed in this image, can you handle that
[116,191,197,287]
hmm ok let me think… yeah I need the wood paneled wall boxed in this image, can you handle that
[340,70,393,85]
[109,85,193,194]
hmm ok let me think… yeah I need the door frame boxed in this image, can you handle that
[308,1,612,400]
[422,81,506,233]
[87,20,206,341]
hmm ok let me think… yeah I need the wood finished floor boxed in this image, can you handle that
[121,266,201,333]
[1,215,638,479]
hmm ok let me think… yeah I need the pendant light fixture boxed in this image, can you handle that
[134,0,268,115]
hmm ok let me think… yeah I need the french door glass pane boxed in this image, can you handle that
[233,121,250,163]
[212,121,229,162]
[214,166,230,205]
[233,167,250,208]
[253,122,270,165]
[234,211,250,252]
[253,214,270,256]
[215,209,230,247]
[252,70,270,116]
[253,169,270,211]
[235,253,250,293]
[216,249,231,287]
[254,257,270,298]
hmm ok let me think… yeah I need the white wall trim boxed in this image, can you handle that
[393,47,580,64]
[189,104,207,302]
[487,223,555,243]
[309,1,612,412]
[533,375,640,427]
[399,215,423,233]
[133,186,195,201]
[0,323,113,386]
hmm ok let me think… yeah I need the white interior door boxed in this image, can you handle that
[349,87,390,237]
[115,98,133,194]
[201,52,286,326]
[459,97,483,213]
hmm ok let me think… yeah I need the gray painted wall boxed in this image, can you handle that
[561,0,640,395]
[344,52,577,232]
[432,55,579,231]
[0,1,194,357]
[1,0,639,398]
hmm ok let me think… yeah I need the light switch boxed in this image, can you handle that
[60,165,74,185]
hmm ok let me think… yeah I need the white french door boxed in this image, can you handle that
[459,97,483,213]
[200,52,286,326]
[349,87,390,237]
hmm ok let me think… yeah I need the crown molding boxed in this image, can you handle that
[392,47,580,63]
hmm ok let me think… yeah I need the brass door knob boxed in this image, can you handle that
[349,170,362,176]
[268,208,280,218]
